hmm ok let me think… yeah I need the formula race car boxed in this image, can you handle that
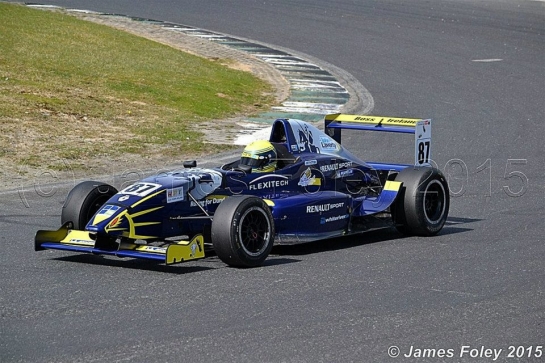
[35,114,450,267]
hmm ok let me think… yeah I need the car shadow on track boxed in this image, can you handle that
[54,253,301,271]
[271,228,400,257]
[53,254,215,274]
[50,217,479,271]
[271,217,480,257]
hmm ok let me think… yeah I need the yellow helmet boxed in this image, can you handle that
[240,140,277,173]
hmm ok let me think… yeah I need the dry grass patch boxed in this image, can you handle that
[0,3,273,183]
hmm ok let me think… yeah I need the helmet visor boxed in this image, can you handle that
[240,156,268,167]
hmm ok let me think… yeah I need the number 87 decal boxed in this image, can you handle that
[415,120,432,166]
[120,182,162,197]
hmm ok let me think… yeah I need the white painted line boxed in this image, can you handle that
[255,55,295,59]
[290,85,348,93]
[290,81,346,90]
[185,34,215,38]
[26,4,62,8]
[262,59,318,67]
[66,9,102,14]
[272,105,342,114]
[163,26,196,31]
[280,102,342,109]
[472,59,503,62]
[190,35,225,39]
[290,84,344,89]
[289,79,342,84]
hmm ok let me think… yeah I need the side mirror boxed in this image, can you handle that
[183,160,197,168]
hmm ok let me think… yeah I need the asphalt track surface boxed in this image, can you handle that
[1,1,544,362]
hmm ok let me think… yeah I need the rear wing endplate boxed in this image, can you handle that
[324,114,432,166]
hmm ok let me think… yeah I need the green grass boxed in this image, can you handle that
[0,3,273,171]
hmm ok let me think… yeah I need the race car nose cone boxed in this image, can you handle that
[85,205,127,237]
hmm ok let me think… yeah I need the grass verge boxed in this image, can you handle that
[0,3,273,175]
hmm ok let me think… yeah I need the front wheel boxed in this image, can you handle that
[61,181,118,230]
[391,167,449,236]
[211,195,275,267]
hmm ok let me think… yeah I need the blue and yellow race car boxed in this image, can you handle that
[35,114,449,267]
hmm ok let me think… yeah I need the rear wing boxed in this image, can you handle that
[324,114,432,167]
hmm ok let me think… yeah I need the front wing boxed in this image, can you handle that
[35,223,205,265]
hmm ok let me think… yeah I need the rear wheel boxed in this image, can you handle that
[211,195,274,267]
[61,181,118,229]
[391,167,449,236]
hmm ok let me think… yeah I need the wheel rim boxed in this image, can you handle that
[423,180,446,224]
[238,207,271,257]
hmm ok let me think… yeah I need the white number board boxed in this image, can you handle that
[414,119,432,166]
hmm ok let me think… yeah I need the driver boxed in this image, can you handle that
[240,140,277,173]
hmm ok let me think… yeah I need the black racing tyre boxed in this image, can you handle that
[61,181,118,230]
[211,195,275,267]
[392,167,449,236]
